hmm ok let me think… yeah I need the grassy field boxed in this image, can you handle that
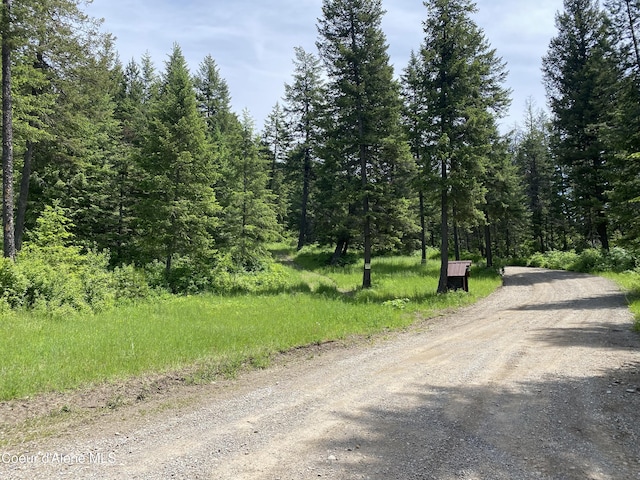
[0,248,502,402]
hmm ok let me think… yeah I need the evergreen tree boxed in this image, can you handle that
[316,0,415,287]
[543,0,618,250]
[416,0,510,292]
[111,58,151,264]
[193,54,236,136]
[606,0,640,74]
[220,111,279,269]
[606,0,640,249]
[4,0,114,252]
[482,132,528,263]
[283,46,326,250]
[135,44,220,273]
[262,102,292,229]
[513,100,557,253]
[401,50,440,264]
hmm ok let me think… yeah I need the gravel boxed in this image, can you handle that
[2,266,640,479]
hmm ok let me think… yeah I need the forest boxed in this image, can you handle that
[0,0,639,312]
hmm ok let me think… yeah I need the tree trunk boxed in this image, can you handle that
[331,237,346,265]
[362,142,371,289]
[597,217,610,251]
[624,0,640,74]
[2,0,15,260]
[419,189,427,265]
[484,216,493,268]
[437,157,449,294]
[15,141,34,251]
[297,146,311,250]
[453,222,461,261]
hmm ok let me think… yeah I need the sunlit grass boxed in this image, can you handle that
[0,248,502,401]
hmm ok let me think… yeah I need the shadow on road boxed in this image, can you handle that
[531,321,640,351]
[504,268,591,288]
[511,291,630,312]
[309,364,640,480]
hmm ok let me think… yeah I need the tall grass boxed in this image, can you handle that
[0,250,502,401]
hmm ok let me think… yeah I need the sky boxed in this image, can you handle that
[86,0,563,133]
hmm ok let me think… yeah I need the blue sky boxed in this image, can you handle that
[87,0,562,132]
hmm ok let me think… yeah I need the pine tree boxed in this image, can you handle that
[513,100,557,253]
[416,0,510,292]
[543,0,618,250]
[316,0,415,287]
[483,132,528,263]
[135,44,220,272]
[4,0,113,252]
[2,0,16,259]
[401,50,440,264]
[110,58,151,264]
[606,0,640,249]
[193,54,235,136]
[283,47,325,250]
[221,111,279,269]
[262,102,292,229]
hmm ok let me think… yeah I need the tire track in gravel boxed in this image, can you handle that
[2,267,640,480]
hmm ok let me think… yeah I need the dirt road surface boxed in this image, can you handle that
[2,267,640,479]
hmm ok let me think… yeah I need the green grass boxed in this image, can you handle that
[0,250,502,401]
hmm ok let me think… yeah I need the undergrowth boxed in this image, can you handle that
[0,243,502,401]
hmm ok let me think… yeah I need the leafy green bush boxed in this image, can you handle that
[0,204,158,314]
[113,264,157,302]
[604,247,637,272]
[572,248,603,272]
[527,250,578,270]
[526,247,638,274]
[0,257,28,308]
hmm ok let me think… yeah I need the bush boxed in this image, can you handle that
[604,247,637,272]
[113,264,157,301]
[572,248,603,273]
[526,250,579,270]
[0,257,28,308]
[0,204,157,314]
[526,247,638,274]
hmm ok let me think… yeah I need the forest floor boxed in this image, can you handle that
[2,266,640,479]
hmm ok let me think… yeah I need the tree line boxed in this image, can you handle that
[1,0,638,295]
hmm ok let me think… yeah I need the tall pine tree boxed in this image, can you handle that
[317,0,415,287]
[135,44,220,273]
[543,0,618,250]
[220,111,279,269]
[416,0,510,292]
[283,46,326,250]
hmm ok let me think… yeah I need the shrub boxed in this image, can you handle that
[0,257,28,308]
[0,204,156,314]
[113,264,156,301]
[526,247,638,274]
[572,248,603,273]
[604,247,637,272]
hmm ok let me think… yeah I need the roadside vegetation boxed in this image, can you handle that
[0,243,502,402]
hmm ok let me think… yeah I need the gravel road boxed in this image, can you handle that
[2,266,640,479]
